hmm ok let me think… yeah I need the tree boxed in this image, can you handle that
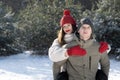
[92,0,120,54]
[16,0,83,55]
[0,1,21,56]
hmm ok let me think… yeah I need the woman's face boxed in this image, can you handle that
[78,24,92,40]
[63,23,73,34]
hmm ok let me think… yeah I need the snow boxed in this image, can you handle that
[0,52,52,80]
[0,52,120,80]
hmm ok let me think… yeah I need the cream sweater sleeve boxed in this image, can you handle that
[48,39,69,62]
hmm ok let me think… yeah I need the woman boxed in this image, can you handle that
[49,9,79,80]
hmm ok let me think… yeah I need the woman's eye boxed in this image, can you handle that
[63,26,65,27]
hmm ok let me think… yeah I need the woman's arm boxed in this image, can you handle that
[48,39,69,62]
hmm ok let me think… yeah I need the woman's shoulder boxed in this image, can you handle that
[51,38,60,46]
[53,38,58,42]
[53,38,59,43]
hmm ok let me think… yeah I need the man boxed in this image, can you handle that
[66,18,110,80]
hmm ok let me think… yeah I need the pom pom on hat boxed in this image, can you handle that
[63,10,70,15]
[60,9,76,27]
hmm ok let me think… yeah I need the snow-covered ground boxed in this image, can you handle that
[0,52,120,80]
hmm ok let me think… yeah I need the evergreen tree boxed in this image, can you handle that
[0,2,21,56]
[93,0,120,54]
[16,0,83,55]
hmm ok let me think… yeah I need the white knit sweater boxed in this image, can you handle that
[48,34,75,62]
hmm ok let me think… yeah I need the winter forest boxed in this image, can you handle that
[0,0,120,56]
[0,0,120,80]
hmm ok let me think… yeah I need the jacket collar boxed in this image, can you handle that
[74,35,95,48]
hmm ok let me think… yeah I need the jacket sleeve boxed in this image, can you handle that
[99,52,110,76]
[48,39,69,62]
[107,44,111,54]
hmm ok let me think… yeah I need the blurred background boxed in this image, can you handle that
[0,0,119,60]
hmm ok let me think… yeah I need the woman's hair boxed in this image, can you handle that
[58,24,77,46]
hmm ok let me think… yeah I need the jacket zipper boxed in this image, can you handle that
[89,56,91,70]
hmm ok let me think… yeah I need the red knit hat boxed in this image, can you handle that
[60,10,76,27]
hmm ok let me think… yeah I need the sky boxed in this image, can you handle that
[0,51,120,80]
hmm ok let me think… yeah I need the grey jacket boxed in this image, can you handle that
[66,39,110,80]
[49,35,110,80]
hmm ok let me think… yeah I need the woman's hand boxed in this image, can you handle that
[99,41,108,53]
[67,45,86,56]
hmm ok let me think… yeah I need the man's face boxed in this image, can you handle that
[78,24,92,40]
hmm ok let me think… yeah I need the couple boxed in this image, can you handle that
[49,9,110,80]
